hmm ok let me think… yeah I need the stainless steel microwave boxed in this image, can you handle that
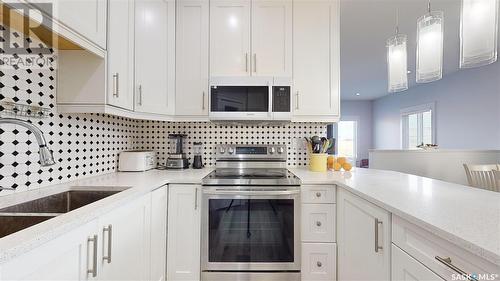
[209,77,292,121]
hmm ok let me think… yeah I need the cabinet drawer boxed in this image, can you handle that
[301,185,336,204]
[392,216,498,280]
[301,243,337,281]
[392,244,444,281]
[301,204,335,242]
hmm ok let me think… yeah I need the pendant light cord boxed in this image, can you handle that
[395,8,400,34]
[427,0,431,14]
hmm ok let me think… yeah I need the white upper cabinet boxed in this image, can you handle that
[28,0,107,49]
[107,0,135,110]
[210,0,252,77]
[292,0,340,122]
[337,188,391,281]
[210,0,291,77]
[251,0,292,77]
[176,0,210,117]
[135,0,176,115]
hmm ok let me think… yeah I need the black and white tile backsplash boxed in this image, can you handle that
[0,25,326,196]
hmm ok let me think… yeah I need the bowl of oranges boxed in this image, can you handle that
[327,156,352,171]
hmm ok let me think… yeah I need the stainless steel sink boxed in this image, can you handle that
[0,190,121,238]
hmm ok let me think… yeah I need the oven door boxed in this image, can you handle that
[201,187,300,272]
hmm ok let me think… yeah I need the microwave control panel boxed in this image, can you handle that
[272,86,291,112]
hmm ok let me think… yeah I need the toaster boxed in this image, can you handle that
[118,151,157,172]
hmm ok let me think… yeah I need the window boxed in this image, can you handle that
[401,103,435,149]
[328,120,358,161]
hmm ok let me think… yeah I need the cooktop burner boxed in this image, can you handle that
[202,169,301,186]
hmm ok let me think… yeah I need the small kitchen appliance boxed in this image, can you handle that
[192,142,204,169]
[209,77,292,121]
[166,134,189,169]
[118,150,157,172]
[201,144,301,281]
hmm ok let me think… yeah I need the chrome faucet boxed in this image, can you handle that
[0,118,55,167]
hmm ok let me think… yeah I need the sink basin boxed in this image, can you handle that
[0,190,121,238]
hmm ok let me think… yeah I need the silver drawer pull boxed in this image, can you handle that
[435,256,478,281]
[87,235,98,277]
[316,221,322,227]
[316,261,322,267]
[112,73,119,97]
[374,218,383,253]
[103,224,112,263]
[315,192,322,198]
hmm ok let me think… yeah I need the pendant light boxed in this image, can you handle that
[387,11,408,93]
[416,1,444,83]
[460,0,499,68]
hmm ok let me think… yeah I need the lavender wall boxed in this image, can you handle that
[372,62,500,149]
[340,100,373,161]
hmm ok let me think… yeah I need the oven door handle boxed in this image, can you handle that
[202,189,300,196]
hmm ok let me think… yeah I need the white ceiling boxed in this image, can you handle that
[340,0,499,100]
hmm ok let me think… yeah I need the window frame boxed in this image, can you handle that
[400,103,436,149]
[332,117,359,160]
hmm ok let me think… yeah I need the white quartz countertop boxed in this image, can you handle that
[1,167,499,267]
[290,167,500,266]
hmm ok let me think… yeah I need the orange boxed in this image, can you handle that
[342,162,352,171]
[327,156,335,169]
[337,157,347,165]
[333,162,342,171]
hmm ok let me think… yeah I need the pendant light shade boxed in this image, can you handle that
[460,0,499,68]
[416,10,444,83]
[387,34,408,93]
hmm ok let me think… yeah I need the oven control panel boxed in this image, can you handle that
[216,144,286,159]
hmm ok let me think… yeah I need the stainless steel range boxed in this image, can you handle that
[201,144,301,281]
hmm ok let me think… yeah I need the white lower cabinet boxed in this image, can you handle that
[301,243,337,281]
[167,185,201,281]
[150,186,168,281]
[0,221,98,280]
[98,194,150,280]
[392,245,444,281]
[301,185,337,281]
[337,188,391,281]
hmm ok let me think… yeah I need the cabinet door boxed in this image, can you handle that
[392,245,444,281]
[337,188,391,281]
[167,185,201,281]
[176,0,209,116]
[150,186,168,281]
[107,0,135,110]
[98,195,149,280]
[135,0,176,115]
[292,0,340,120]
[210,0,251,76]
[251,0,292,76]
[0,221,98,281]
[29,0,107,48]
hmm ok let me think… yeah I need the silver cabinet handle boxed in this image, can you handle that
[103,224,112,263]
[316,261,322,267]
[295,91,299,110]
[112,73,119,97]
[202,91,206,110]
[374,218,383,253]
[138,85,143,106]
[316,221,322,227]
[435,256,478,281]
[245,53,249,73]
[253,53,257,73]
[315,192,322,198]
[195,188,198,210]
[87,235,98,277]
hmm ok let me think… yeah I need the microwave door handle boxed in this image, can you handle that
[203,190,300,196]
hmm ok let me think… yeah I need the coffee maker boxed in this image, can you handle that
[166,134,189,169]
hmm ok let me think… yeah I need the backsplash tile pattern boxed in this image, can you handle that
[136,122,327,167]
[0,25,327,196]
